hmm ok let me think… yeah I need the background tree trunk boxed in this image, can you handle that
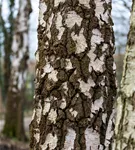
[0,0,15,100]
[30,0,116,149]
[3,0,32,141]
[0,87,4,113]
[114,0,135,149]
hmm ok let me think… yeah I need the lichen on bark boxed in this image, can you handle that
[30,0,116,149]
[114,0,135,149]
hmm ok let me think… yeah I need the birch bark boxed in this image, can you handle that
[30,0,116,149]
[3,0,32,141]
[114,0,135,149]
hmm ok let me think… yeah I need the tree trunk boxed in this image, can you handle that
[0,0,15,100]
[3,0,32,141]
[30,0,116,149]
[114,0,135,149]
[0,87,4,113]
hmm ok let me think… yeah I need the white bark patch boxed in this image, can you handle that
[12,58,20,68]
[95,0,104,20]
[105,0,111,3]
[43,63,53,73]
[34,132,40,143]
[71,28,87,54]
[54,0,65,7]
[18,73,23,89]
[88,29,105,72]
[88,50,104,73]
[65,11,82,28]
[91,57,104,72]
[85,128,100,150]
[12,88,17,93]
[78,0,90,8]
[56,12,65,40]
[62,82,68,94]
[48,109,57,124]
[69,108,78,118]
[113,62,116,71]
[60,98,66,109]
[79,78,95,98]
[22,33,28,52]
[40,133,58,150]
[33,128,40,143]
[43,98,51,115]
[46,13,54,39]
[102,10,109,24]
[65,59,73,70]
[41,73,46,78]
[48,70,58,82]
[91,29,103,46]
[102,113,107,124]
[100,76,105,86]
[102,43,108,52]
[36,68,39,77]
[18,1,28,32]
[64,128,76,150]
[91,97,104,117]
[35,51,39,62]
[87,51,96,72]
[95,1,109,24]
[12,35,19,53]
[39,2,47,27]
[50,55,55,62]
[35,100,42,124]
[31,109,36,121]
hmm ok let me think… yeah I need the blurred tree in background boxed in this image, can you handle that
[114,0,135,149]
[113,0,131,54]
[0,0,15,101]
[112,0,132,86]
[2,0,32,141]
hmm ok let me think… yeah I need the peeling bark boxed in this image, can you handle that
[30,0,116,149]
[114,1,135,149]
[3,0,32,141]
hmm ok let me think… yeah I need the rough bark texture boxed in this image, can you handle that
[113,0,135,149]
[30,0,116,149]
[3,0,32,141]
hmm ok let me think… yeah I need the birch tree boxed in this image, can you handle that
[30,0,116,149]
[3,0,32,141]
[114,0,135,149]
[0,0,15,99]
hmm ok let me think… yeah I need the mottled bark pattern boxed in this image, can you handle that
[3,0,32,141]
[114,1,135,149]
[30,0,116,149]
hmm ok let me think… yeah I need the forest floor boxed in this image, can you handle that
[0,117,31,150]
